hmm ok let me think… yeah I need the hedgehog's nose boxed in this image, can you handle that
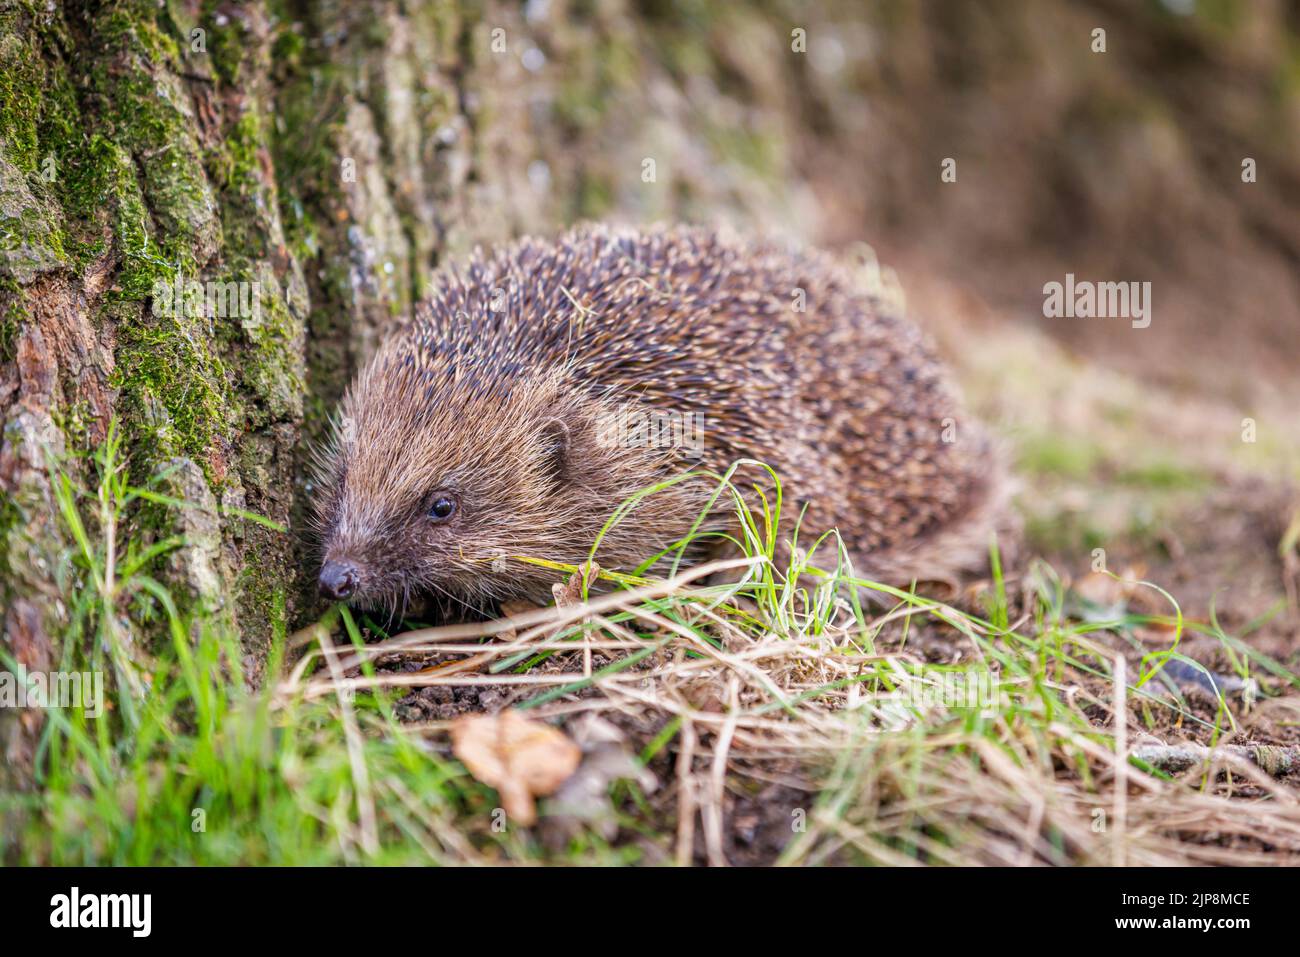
[319,560,359,601]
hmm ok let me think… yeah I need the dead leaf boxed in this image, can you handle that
[552,561,600,608]
[450,710,581,826]
[499,599,543,619]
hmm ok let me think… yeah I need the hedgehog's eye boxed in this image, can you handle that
[427,492,457,523]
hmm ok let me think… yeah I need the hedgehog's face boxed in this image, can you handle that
[312,366,608,614]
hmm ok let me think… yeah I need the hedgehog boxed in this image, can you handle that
[312,223,1007,615]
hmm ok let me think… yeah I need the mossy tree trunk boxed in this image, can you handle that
[0,0,816,788]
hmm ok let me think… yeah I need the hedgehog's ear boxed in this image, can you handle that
[540,418,570,484]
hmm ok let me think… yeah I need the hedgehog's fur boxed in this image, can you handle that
[312,223,1006,616]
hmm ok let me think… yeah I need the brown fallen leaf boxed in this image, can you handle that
[450,710,581,826]
[499,599,543,619]
[552,561,601,608]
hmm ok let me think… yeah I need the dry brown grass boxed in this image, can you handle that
[278,545,1300,865]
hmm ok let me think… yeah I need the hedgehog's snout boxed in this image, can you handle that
[319,559,360,601]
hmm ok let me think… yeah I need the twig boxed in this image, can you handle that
[1130,743,1300,777]
[1113,655,1127,866]
[675,719,697,867]
[704,677,741,868]
[318,631,379,857]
